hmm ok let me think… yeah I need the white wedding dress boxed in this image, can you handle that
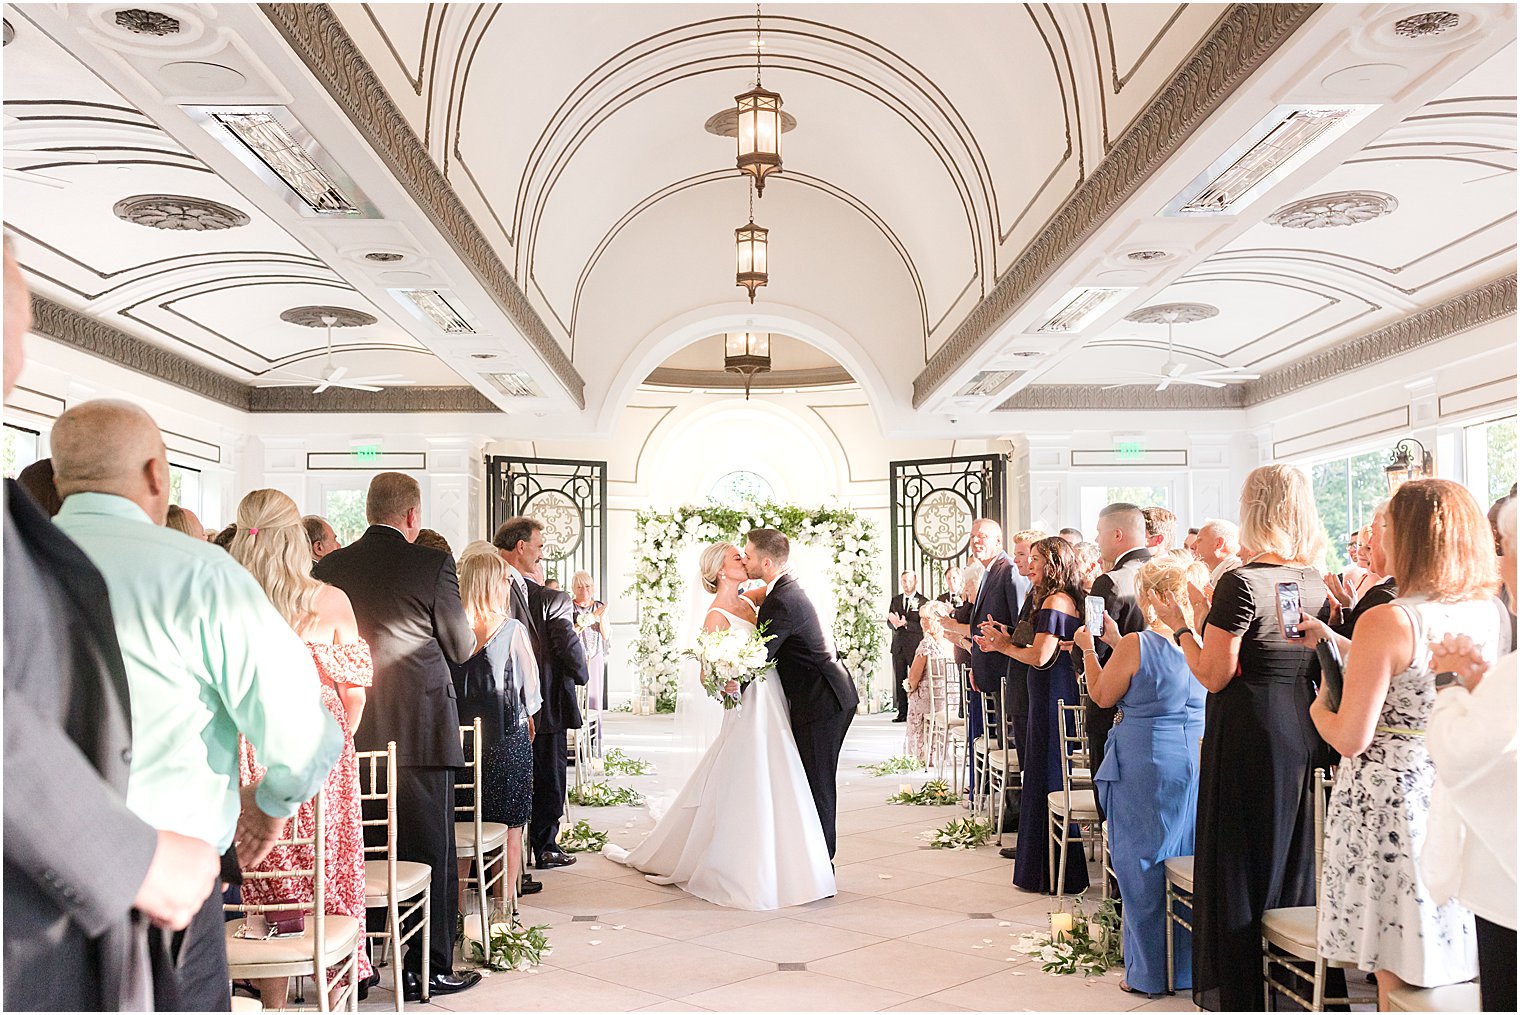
[604,607,837,910]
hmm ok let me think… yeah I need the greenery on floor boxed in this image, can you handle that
[567,781,644,807]
[886,778,958,805]
[925,815,995,850]
[601,747,654,776]
[860,755,924,776]
[557,818,609,853]
[1012,895,1124,976]
[465,918,553,972]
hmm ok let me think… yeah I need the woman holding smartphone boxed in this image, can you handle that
[1155,464,1335,1011]
[975,536,1088,895]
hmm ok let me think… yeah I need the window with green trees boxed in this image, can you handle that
[1311,449,1388,573]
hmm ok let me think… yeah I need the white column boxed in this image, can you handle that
[259,437,310,511]
[1024,433,1070,533]
[426,437,484,551]
[1187,433,1237,525]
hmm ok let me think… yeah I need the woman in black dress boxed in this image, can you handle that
[1157,464,1337,1011]
[454,546,541,908]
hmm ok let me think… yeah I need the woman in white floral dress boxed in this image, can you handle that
[1308,479,1505,1007]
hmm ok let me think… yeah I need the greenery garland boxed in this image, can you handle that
[567,781,644,807]
[1011,896,1123,976]
[860,755,924,777]
[556,818,610,853]
[628,501,885,711]
[887,779,958,805]
[464,918,552,972]
[924,816,995,850]
[599,747,654,777]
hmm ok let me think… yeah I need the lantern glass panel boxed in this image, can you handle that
[750,332,770,357]
[725,332,748,356]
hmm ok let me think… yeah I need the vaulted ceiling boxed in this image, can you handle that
[3,3,1515,433]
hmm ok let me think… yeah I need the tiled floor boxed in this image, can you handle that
[355,711,1200,1013]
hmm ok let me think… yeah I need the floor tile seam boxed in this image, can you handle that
[674,963,919,1006]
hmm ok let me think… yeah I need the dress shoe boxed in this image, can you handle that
[999,846,1017,860]
[535,848,577,869]
[520,876,544,895]
[357,971,381,1001]
[891,716,908,723]
[402,970,481,1002]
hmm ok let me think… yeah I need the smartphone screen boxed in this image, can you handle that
[1084,595,1105,637]
[1277,581,1304,640]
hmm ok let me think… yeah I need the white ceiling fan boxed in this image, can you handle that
[256,315,414,394]
[1108,304,1260,392]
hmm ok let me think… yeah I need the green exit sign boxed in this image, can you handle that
[1115,441,1146,462]
[353,444,382,464]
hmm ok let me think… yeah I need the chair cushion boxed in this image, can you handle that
[455,821,509,855]
[1047,789,1100,820]
[1387,981,1482,1012]
[985,752,1019,772]
[230,996,263,1012]
[363,859,431,906]
[1164,855,1195,893]
[1261,905,1317,957]
[225,915,362,970]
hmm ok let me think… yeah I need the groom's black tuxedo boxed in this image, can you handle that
[757,572,858,856]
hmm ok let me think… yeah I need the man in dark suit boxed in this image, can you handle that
[314,473,479,1001]
[3,240,218,1011]
[744,528,859,858]
[493,517,589,870]
[886,571,928,722]
[1085,503,1152,814]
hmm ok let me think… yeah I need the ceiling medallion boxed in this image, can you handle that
[364,251,405,262]
[1125,302,1220,325]
[735,4,782,196]
[3,19,13,46]
[1126,250,1169,262]
[1266,190,1398,229]
[113,8,181,36]
[1394,11,1460,37]
[279,306,378,328]
[112,194,250,231]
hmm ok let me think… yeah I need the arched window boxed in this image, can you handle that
[709,469,776,508]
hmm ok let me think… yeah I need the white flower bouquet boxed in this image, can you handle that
[685,623,774,709]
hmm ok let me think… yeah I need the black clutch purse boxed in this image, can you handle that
[1317,640,1345,713]
[1011,618,1035,648]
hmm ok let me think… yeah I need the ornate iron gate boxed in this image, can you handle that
[487,456,608,590]
[889,454,1007,601]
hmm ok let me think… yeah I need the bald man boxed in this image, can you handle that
[51,399,342,1011]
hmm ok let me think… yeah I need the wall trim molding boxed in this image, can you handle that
[914,3,1321,407]
[644,366,857,390]
[257,2,586,409]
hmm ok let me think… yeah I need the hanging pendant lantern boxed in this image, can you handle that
[724,331,772,399]
[735,180,768,303]
[736,3,782,196]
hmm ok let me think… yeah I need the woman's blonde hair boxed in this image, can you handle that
[458,539,498,562]
[458,549,511,625]
[230,489,321,635]
[1238,464,1326,566]
[571,570,595,594]
[1137,554,1210,625]
[698,541,736,594]
[920,600,950,640]
[1388,479,1500,602]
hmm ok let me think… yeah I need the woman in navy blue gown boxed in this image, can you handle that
[976,536,1088,894]
[1075,553,1206,997]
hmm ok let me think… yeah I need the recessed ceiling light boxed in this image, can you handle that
[487,372,541,398]
[469,352,498,360]
[1036,287,1134,334]
[391,288,476,334]
[185,105,373,218]
[957,370,1022,398]
[1126,250,1169,262]
[364,251,405,263]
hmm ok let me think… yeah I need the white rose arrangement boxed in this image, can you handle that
[686,623,774,709]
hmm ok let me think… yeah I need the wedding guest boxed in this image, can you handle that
[304,514,340,564]
[936,565,964,608]
[1143,506,1177,552]
[1159,464,1334,1012]
[415,527,453,555]
[1309,480,1502,1007]
[452,551,540,911]
[4,242,218,1011]
[1330,500,1398,636]
[51,400,342,1011]
[165,504,204,540]
[1074,541,1103,595]
[887,571,928,723]
[314,473,479,1001]
[1183,527,1200,555]
[1059,527,1083,545]
[544,578,561,591]
[976,537,1088,894]
[1194,519,1242,589]
[1004,528,1047,771]
[1085,503,1152,810]
[948,564,983,669]
[229,489,374,1009]
[571,571,609,711]
[1076,553,1207,998]
[1425,495,1517,1013]
[15,457,61,516]
[905,602,955,764]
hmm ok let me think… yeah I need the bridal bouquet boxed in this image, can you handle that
[685,623,774,709]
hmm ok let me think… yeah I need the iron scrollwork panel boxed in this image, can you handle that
[487,456,608,593]
[889,455,1006,603]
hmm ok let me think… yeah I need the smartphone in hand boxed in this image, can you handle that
[1277,581,1304,640]
[1084,595,1105,637]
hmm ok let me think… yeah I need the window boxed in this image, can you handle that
[324,489,368,545]
[709,469,775,508]
[1465,416,1516,507]
[168,463,201,514]
[1309,447,1388,573]
[1077,484,1169,532]
[2,423,41,480]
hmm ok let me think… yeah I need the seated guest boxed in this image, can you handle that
[1058,527,1083,545]
[15,457,61,516]
[165,503,204,540]
[1143,506,1177,552]
[50,399,343,1011]
[1424,496,1517,1013]
[304,514,341,565]
[1309,480,1503,1007]
[229,489,373,1009]
[1194,519,1242,590]
[905,602,955,764]
[452,551,540,910]
[1075,554,1207,998]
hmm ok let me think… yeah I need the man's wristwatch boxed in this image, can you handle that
[1173,627,1193,646]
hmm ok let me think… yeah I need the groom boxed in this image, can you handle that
[743,528,859,857]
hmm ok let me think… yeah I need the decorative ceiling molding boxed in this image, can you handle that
[28,295,498,414]
[913,3,1321,408]
[257,2,586,409]
[644,366,856,390]
[996,273,1517,411]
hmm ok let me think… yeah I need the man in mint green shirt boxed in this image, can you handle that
[51,399,342,1010]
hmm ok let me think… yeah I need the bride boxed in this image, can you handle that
[604,541,837,910]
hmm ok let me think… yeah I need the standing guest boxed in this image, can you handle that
[886,571,928,722]
[905,602,955,764]
[212,523,236,550]
[50,400,343,1012]
[948,564,983,670]
[1329,500,1398,636]
[936,565,964,608]
[1002,529,1047,777]
[976,537,1088,894]
[1424,495,1517,1013]
[15,457,62,516]
[493,517,590,871]
[414,527,453,555]
[1157,464,1334,1012]
[1076,554,1208,998]
[1085,503,1153,810]
[1340,532,1370,599]
[165,504,204,540]
[452,551,541,910]
[1074,541,1103,594]
[1143,506,1178,552]
[314,473,479,1002]
[570,571,610,711]
[1183,527,1200,555]
[304,514,341,564]
[228,490,374,1009]
[1058,527,1083,545]
[544,578,561,591]
[1308,480,1503,1007]
[4,241,218,1012]
[1194,519,1242,590]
